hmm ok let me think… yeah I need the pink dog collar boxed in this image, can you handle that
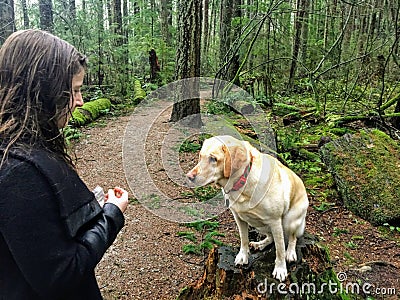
[231,160,252,191]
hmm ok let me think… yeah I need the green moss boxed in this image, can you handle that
[71,108,88,126]
[133,80,146,103]
[94,98,112,111]
[81,101,100,119]
[320,129,400,225]
[70,98,111,127]
[273,102,300,116]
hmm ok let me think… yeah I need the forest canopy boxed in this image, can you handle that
[1,0,400,126]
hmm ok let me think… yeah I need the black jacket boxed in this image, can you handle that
[0,149,125,300]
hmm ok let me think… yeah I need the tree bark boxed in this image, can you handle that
[288,0,306,89]
[219,0,233,76]
[170,0,202,128]
[149,49,160,83]
[39,0,53,32]
[0,0,15,44]
[202,0,209,64]
[160,0,172,44]
[21,0,29,29]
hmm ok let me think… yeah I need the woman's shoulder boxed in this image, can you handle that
[0,147,76,187]
[11,147,71,172]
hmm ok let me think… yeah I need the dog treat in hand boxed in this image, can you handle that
[114,187,123,198]
[92,185,105,207]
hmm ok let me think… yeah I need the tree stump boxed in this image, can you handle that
[148,48,160,83]
[177,233,343,300]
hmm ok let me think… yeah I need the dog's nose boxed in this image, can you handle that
[187,171,196,182]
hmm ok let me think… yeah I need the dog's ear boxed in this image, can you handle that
[223,145,247,178]
[222,145,231,178]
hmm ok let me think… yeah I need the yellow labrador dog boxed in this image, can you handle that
[187,135,308,281]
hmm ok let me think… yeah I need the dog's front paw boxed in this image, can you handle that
[286,249,297,262]
[272,265,288,282]
[234,249,249,265]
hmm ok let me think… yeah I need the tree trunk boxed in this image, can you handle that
[39,0,53,32]
[170,0,202,128]
[0,0,15,44]
[149,49,160,83]
[229,0,241,85]
[21,0,29,29]
[288,0,306,89]
[320,129,400,226]
[97,0,105,87]
[112,0,122,41]
[69,0,76,19]
[219,0,233,79]
[392,99,400,129]
[160,0,172,44]
[202,0,209,66]
[299,0,310,75]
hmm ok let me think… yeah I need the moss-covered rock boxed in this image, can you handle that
[70,98,111,127]
[320,129,400,226]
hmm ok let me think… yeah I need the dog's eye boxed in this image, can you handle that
[209,156,217,163]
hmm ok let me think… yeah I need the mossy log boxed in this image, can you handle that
[70,98,111,127]
[320,129,400,226]
[229,100,256,115]
[177,233,343,300]
[133,80,146,103]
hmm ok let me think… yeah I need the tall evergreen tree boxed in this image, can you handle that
[39,0,54,32]
[170,0,203,128]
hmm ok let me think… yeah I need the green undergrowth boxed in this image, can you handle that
[178,220,226,255]
[273,116,345,211]
[180,185,221,202]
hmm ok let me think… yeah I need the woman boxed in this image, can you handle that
[0,29,129,299]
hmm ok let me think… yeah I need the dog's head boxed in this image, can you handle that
[186,135,252,187]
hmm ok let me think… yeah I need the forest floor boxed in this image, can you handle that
[72,101,400,300]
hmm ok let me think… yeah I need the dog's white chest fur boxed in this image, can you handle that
[226,190,288,233]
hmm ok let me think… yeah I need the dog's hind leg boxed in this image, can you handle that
[286,232,298,262]
[284,198,308,262]
[249,233,273,251]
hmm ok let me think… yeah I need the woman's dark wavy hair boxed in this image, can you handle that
[0,29,87,167]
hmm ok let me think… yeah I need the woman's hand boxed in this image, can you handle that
[105,187,129,213]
